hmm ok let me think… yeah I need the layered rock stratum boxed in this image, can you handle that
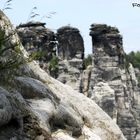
[56,26,84,92]
[88,24,140,140]
[17,22,57,72]
[0,10,126,140]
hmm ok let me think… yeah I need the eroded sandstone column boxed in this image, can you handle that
[56,26,84,92]
[89,24,138,140]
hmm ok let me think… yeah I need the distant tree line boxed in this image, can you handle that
[126,51,140,69]
[83,51,140,70]
[126,51,140,86]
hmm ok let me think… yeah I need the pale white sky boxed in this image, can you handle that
[1,0,140,54]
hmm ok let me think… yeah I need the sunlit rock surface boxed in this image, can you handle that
[88,24,140,140]
[0,11,126,140]
[56,26,84,92]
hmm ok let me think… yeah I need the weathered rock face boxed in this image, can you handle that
[57,26,84,60]
[57,59,83,92]
[0,11,126,140]
[17,25,84,92]
[135,68,140,87]
[88,24,140,140]
[56,26,84,92]
[17,22,56,71]
[81,65,93,96]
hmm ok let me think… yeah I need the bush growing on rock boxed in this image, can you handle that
[126,51,140,85]
[126,51,140,69]
[83,54,92,69]
[49,54,59,78]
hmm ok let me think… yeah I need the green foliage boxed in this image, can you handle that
[0,28,24,70]
[126,51,140,86]
[29,50,47,60]
[0,30,4,49]
[83,54,92,69]
[138,76,140,87]
[126,51,140,69]
[49,55,59,78]
[14,43,22,54]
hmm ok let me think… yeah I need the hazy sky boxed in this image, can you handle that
[1,0,140,54]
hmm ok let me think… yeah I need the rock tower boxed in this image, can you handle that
[89,24,140,140]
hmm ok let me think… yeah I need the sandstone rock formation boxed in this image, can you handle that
[15,18,140,140]
[0,10,126,140]
[81,65,93,96]
[56,26,84,92]
[88,24,140,140]
[135,68,140,87]
[57,26,84,60]
[17,25,85,92]
[17,22,57,72]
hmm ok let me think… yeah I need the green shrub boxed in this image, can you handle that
[138,76,140,87]
[126,51,140,69]
[49,55,58,78]
[126,51,140,86]
[29,50,47,60]
[83,54,92,69]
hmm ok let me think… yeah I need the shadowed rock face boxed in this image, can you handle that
[17,22,56,65]
[17,24,85,91]
[57,26,84,60]
[90,24,124,63]
[56,26,85,92]
[88,24,140,140]
[0,11,126,140]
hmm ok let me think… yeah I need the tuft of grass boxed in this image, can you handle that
[27,6,56,22]
[49,55,59,78]
[27,6,40,22]
[2,0,13,11]
[138,76,140,87]
[40,11,56,21]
